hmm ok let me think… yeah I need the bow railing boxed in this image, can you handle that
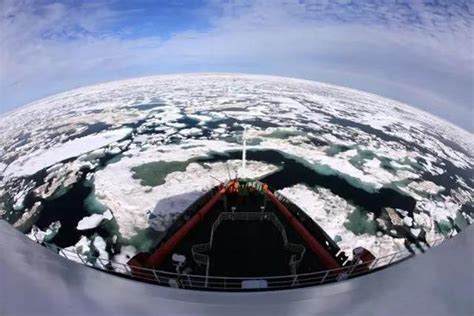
[30,235,446,291]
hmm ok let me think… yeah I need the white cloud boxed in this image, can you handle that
[0,0,472,131]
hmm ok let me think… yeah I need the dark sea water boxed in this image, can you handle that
[34,179,112,248]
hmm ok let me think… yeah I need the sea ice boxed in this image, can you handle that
[13,201,42,232]
[92,236,109,268]
[76,210,113,230]
[278,184,406,259]
[60,236,92,264]
[27,221,61,243]
[4,128,132,179]
[93,150,279,238]
[112,245,138,272]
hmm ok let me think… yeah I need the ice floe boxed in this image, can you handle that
[112,245,138,271]
[76,210,113,230]
[60,236,92,264]
[92,235,109,268]
[3,128,132,179]
[13,201,42,233]
[27,221,61,243]
[278,184,406,259]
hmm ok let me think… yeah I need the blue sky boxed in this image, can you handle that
[1,0,473,131]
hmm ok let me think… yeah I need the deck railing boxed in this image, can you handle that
[31,234,446,291]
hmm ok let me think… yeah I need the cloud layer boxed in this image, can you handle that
[1,0,472,130]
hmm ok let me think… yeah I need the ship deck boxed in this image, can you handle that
[156,186,343,277]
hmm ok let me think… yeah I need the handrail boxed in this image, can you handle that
[28,232,446,291]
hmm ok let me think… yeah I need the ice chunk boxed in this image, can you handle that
[179,128,202,137]
[112,245,138,272]
[79,148,107,161]
[75,236,91,253]
[60,235,92,264]
[13,188,30,211]
[27,221,61,243]
[76,212,112,230]
[407,180,445,195]
[13,202,42,233]
[403,216,413,227]
[113,245,137,264]
[34,162,83,200]
[92,236,109,268]
[385,208,403,226]
[410,228,421,237]
[103,210,113,220]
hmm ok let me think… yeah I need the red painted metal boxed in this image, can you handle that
[262,186,341,270]
[144,185,227,268]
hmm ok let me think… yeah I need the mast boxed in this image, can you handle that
[241,126,247,176]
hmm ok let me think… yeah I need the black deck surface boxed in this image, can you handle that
[210,220,290,277]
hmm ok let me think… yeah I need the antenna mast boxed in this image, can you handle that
[241,126,247,177]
